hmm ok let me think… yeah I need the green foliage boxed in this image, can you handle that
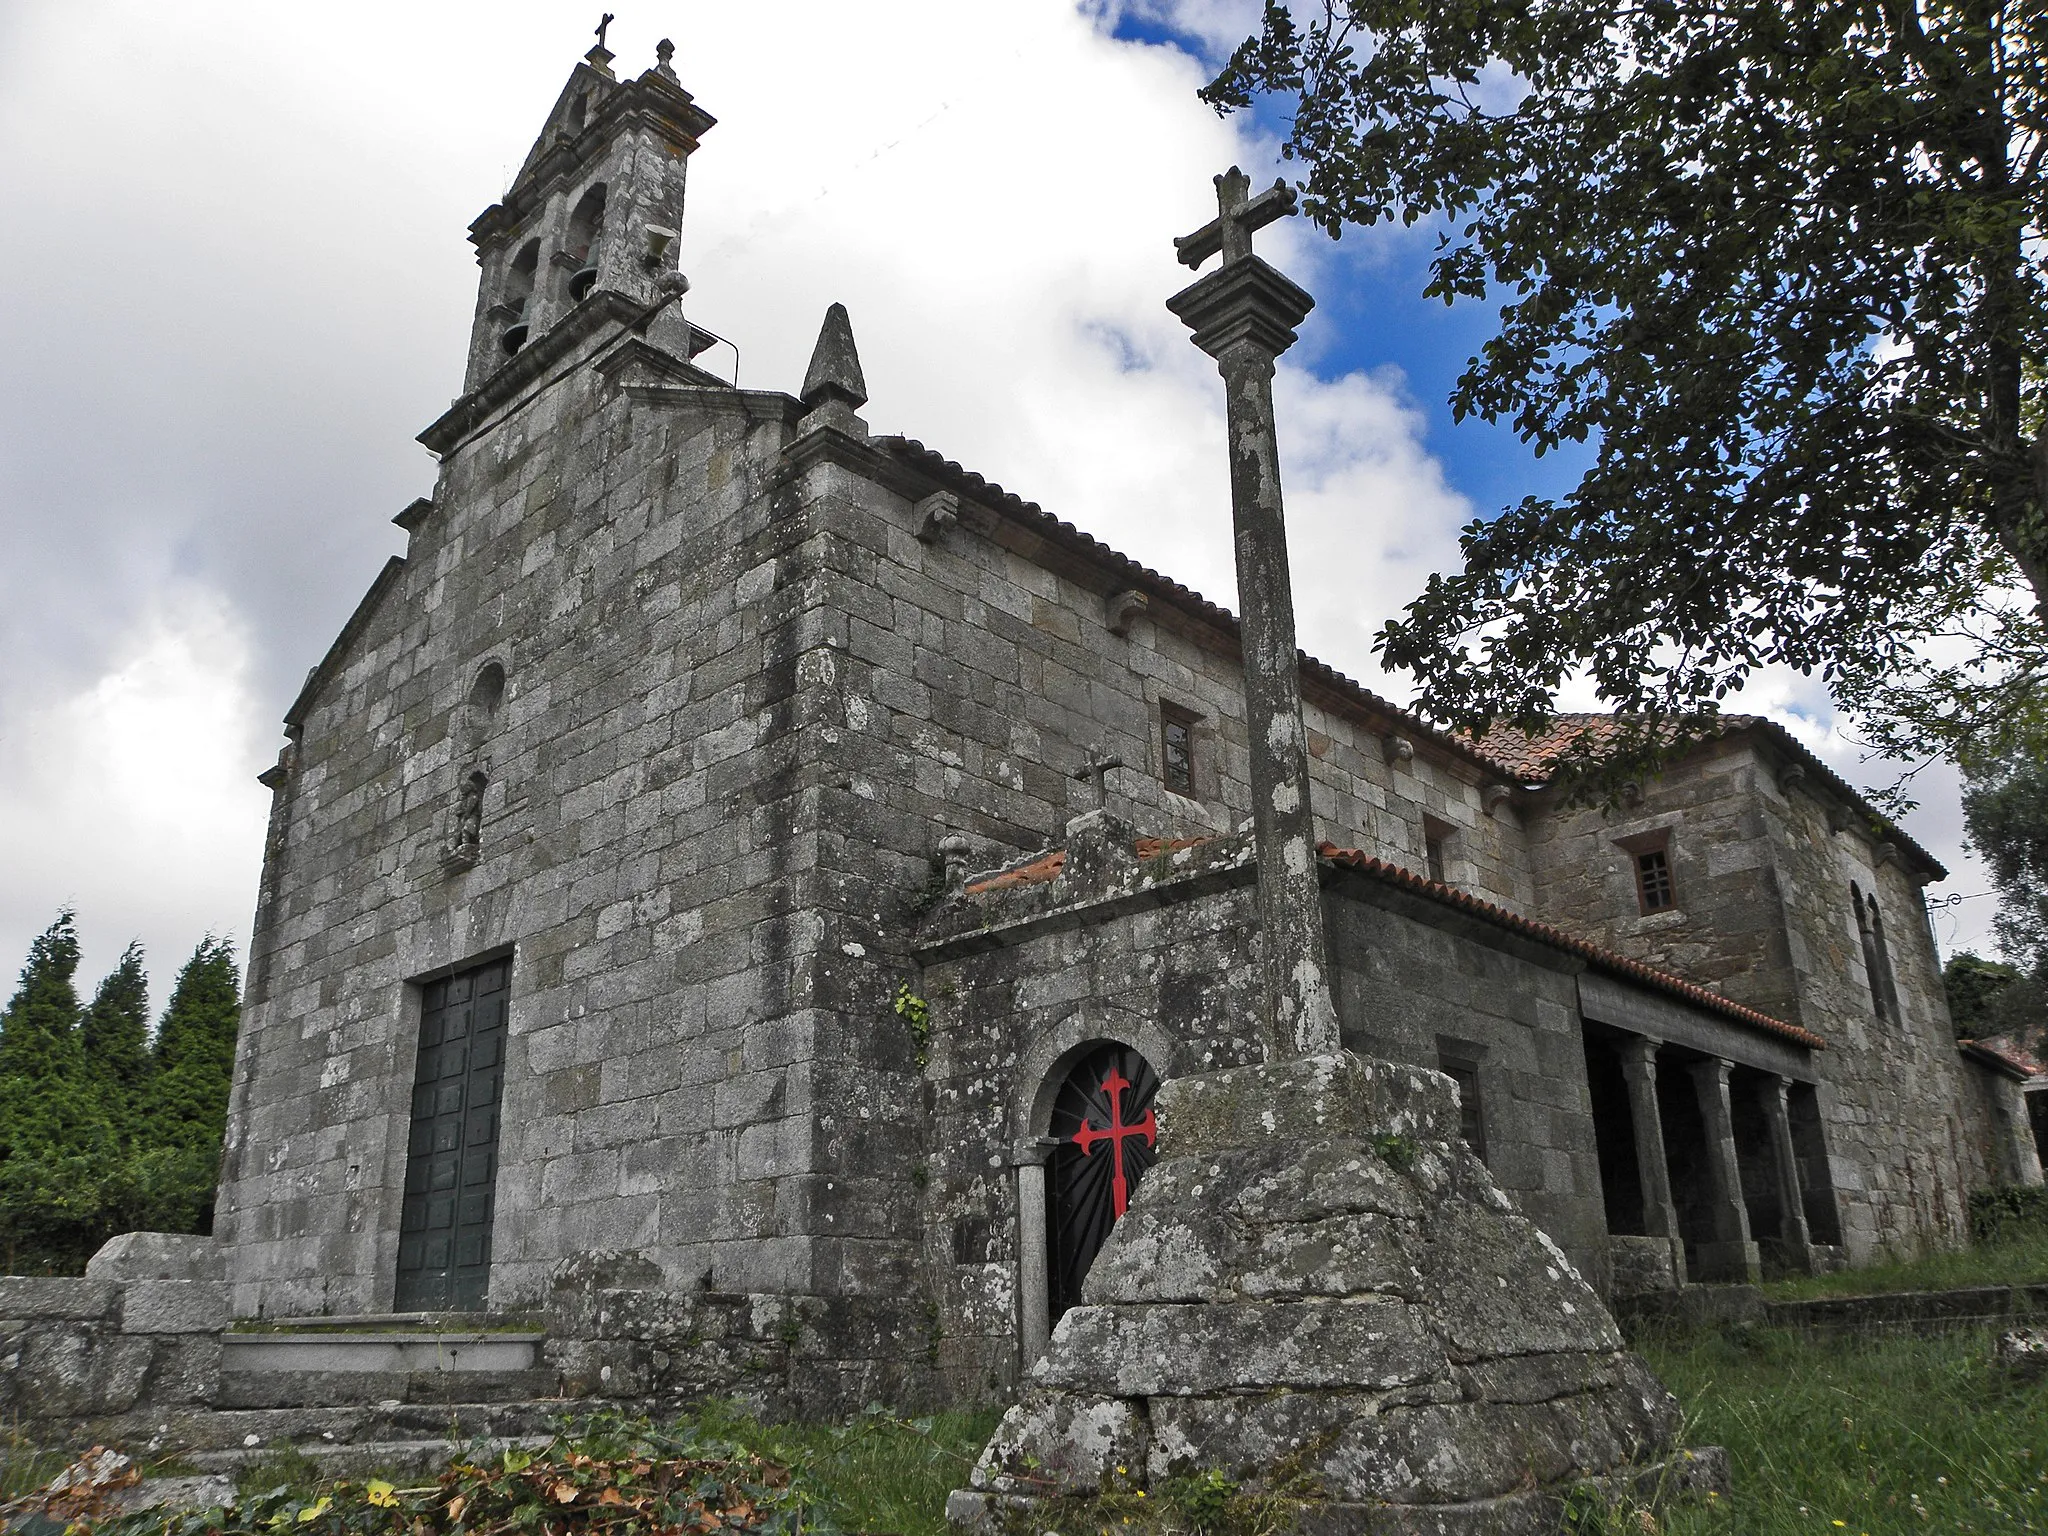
[0,911,86,1081]
[1756,1218,2048,1301]
[0,912,116,1271]
[1371,1132,1417,1171]
[1965,752,2048,974]
[83,942,151,1094]
[1207,0,2048,776]
[1969,1184,2048,1247]
[1947,952,2024,1037]
[0,919,241,1273]
[893,982,932,1068]
[1644,1325,2048,1534]
[0,1406,1006,1536]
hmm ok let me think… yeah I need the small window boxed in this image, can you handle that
[1421,813,1454,885]
[1852,881,1901,1022]
[1438,1057,1487,1164]
[1160,702,1199,797]
[1635,846,1676,912]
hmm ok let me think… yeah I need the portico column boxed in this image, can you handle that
[1764,1076,1815,1272]
[1012,1137,1060,1370]
[1688,1058,1762,1283]
[1618,1037,1686,1285]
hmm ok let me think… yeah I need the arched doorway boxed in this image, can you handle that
[1045,1042,1161,1324]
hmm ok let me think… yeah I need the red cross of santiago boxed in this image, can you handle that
[1069,1067,1158,1217]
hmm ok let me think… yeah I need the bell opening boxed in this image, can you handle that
[569,266,599,302]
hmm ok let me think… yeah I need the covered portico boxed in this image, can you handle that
[1579,972,1841,1288]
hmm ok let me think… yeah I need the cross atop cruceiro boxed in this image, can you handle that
[1174,167,1296,271]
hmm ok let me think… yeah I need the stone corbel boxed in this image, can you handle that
[936,833,975,896]
[1105,589,1148,637]
[1827,805,1859,835]
[1873,841,1900,869]
[1381,734,1415,765]
[1482,784,1514,817]
[1779,763,1808,794]
[915,490,960,544]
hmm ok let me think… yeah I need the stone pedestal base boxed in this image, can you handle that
[949,1054,1715,1531]
[1693,1239,1763,1284]
[1609,1235,1688,1297]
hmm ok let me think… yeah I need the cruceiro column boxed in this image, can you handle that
[1165,169,1337,1058]
[1688,1058,1763,1283]
[1618,1037,1688,1284]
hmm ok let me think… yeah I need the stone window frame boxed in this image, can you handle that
[1616,828,1680,916]
[1421,813,1457,887]
[1850,880,1902,1023]
[1158,699,1202,801]
[1435,1035,1490,1165]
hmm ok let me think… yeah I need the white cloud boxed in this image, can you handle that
[0,594,271,1005]
[0,0,1995,994]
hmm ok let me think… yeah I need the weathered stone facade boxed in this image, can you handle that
[207,42,2025,1430]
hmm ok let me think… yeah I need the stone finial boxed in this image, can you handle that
[798,303,869,438]
[802,303,867,408]
[915,490,959,544]
[1105,589,1148,637]
[654,38,677,81]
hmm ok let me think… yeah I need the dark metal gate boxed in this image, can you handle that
[1045,1042,1160,1325]
[394,957,509,1311]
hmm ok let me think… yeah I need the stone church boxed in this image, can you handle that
[214,34,2039,1415]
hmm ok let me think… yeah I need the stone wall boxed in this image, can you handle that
[0,1236,225,1445]
[1324,876,1611,1288]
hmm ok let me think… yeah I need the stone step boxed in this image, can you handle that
[184,1433,558,1479]
[218,1320,549,1408]
[113,1397,591,1454]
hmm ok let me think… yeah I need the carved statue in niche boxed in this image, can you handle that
[444,771,487,870]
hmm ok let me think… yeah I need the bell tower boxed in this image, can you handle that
[460,21,716,391]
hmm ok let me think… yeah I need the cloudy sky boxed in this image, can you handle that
[0,0,2000,1012]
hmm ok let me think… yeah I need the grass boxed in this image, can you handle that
[1758,1231,2048,1303]
[1644,1325,2048,1535]
[696,1404,999,1536]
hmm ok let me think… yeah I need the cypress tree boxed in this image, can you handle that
[82,941,151,1094]
[0,911,114,1271]
[0,910,85,1080]
[142,936,242,1234]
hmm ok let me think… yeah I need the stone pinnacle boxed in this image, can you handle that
[801,303,868,410]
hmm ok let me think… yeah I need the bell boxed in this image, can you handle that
[568,265,599,302]
[499,320,529,356]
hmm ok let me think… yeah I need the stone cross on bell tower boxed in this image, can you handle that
[1168,169,1338,1059]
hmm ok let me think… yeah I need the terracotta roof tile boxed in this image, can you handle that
[1470,713,1944,880]
[1960,1035,2047,1081]
[962,837,1209,895]
[1315,842,1826,1050]
[956,824,1823,1050]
